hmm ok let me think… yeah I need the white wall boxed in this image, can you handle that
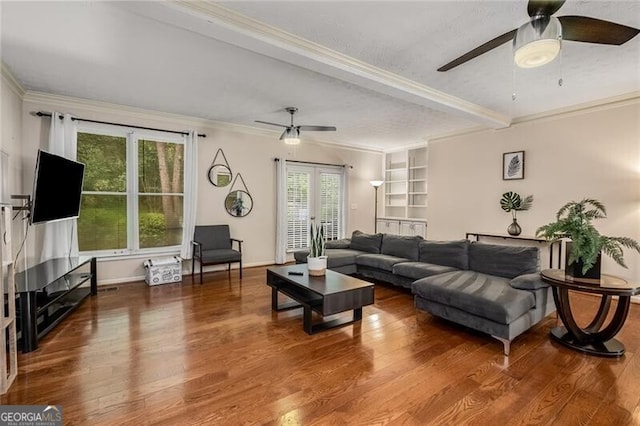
[18,93,382,283]
[427,99,640,283]
[0,71,25,258]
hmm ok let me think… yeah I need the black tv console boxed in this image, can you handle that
[14,257,97,353]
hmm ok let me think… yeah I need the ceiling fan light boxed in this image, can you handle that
[514,16,562,68]
[283,127,300,145]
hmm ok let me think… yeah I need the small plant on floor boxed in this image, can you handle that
[536,198,640,275]
[309,222,326,258]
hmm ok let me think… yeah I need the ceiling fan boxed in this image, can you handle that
[438,0,640,72]
[255,107,336,145]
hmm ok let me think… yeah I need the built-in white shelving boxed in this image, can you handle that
[1,204,17,394]
[382,146,428,221]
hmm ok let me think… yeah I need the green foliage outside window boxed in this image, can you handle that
[77,132,184,252]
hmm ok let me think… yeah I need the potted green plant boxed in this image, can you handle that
[536,198,640,279]
[307,222,327,276]
[500,191,533,236]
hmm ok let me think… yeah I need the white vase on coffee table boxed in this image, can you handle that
[307,256,328,276]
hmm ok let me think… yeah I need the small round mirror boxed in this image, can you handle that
[208,164,232,187]
[225,190,253,217]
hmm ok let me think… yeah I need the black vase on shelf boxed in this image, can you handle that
[565,241,602,280]
[507,218,522,236]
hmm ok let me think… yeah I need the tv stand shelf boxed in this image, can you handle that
[15,257,96,353]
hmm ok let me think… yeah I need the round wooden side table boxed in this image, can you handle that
[541,269,640,357]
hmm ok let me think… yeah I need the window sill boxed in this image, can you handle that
[82,248,181,262]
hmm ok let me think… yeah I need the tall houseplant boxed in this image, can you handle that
[307,222,327,276]
[500,191,533,236]
[536,198,640,279]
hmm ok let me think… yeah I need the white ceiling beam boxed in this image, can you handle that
[125,1,511,129]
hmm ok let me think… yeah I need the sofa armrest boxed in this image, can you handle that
[510,273,549,290]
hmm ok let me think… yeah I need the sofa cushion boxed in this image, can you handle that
[381,234,422,261]
[350,230,383,254]
[392,262,459,280]
[356,253,408,272]
[510,273,549,290]
[293,248,365,268]
[419,240,469,270]
[411,270,536,324]
[469,243,540,279]
[325,238,351,249]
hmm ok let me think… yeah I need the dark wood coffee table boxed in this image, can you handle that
[266,264,375,334]
[541,269,640,357]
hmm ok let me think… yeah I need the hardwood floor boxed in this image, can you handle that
[3,265,640,425]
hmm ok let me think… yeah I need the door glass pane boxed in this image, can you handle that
[319,173,341,241]
[139,194,184,248]
[287,170,310,249]
[78,194,127,251]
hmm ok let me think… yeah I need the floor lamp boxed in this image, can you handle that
[370,180,384,233]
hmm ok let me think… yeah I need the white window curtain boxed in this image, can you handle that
[40,113,79,261]
[180,131,199,259]
[275,158,287,264]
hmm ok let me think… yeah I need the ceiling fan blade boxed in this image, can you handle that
[528,0,565,18]
[255,120,288,128]
[298,125,337,132]
[278,129,287,140]
[437,29,517,72]
[559,16,640,45]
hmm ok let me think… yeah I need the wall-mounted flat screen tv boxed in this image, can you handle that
[31,150,85,224]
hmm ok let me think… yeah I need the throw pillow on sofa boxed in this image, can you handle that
[469,242,540,279]
[350,230,383,254]
[419,239,469,270]
[381,234,422,260]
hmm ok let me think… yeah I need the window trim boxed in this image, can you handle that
[76,123,186,257]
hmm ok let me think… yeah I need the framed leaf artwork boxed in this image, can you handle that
[503,151,525,180]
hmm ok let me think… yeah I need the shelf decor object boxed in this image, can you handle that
[207,148,232,187]
[500,191,533,236]
[225,173,253,217]
[503,151,525,180]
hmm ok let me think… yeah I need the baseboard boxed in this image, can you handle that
[96,260,275,286]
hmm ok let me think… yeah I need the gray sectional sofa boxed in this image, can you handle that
[294,231,556,355]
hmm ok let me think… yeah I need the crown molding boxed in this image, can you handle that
[428,92,640,144]
[382,141,429,154]
[512,92,640,125]
[23,90,283,136]
[21,90,383,154]
[1,62,25,98]
[158,1,510,129]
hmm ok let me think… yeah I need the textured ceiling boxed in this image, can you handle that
[1,1,639,151]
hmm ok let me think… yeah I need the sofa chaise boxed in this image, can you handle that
[294,231,556,355]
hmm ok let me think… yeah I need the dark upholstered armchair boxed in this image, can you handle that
[191,225,243,283]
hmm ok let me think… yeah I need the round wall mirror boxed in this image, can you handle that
[225,190,253,217]
[208,164,232,187]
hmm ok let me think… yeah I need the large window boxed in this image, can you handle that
[77,126,185,254]
[286,165,345,250]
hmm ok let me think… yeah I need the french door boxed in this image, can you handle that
[286,165,345,251]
